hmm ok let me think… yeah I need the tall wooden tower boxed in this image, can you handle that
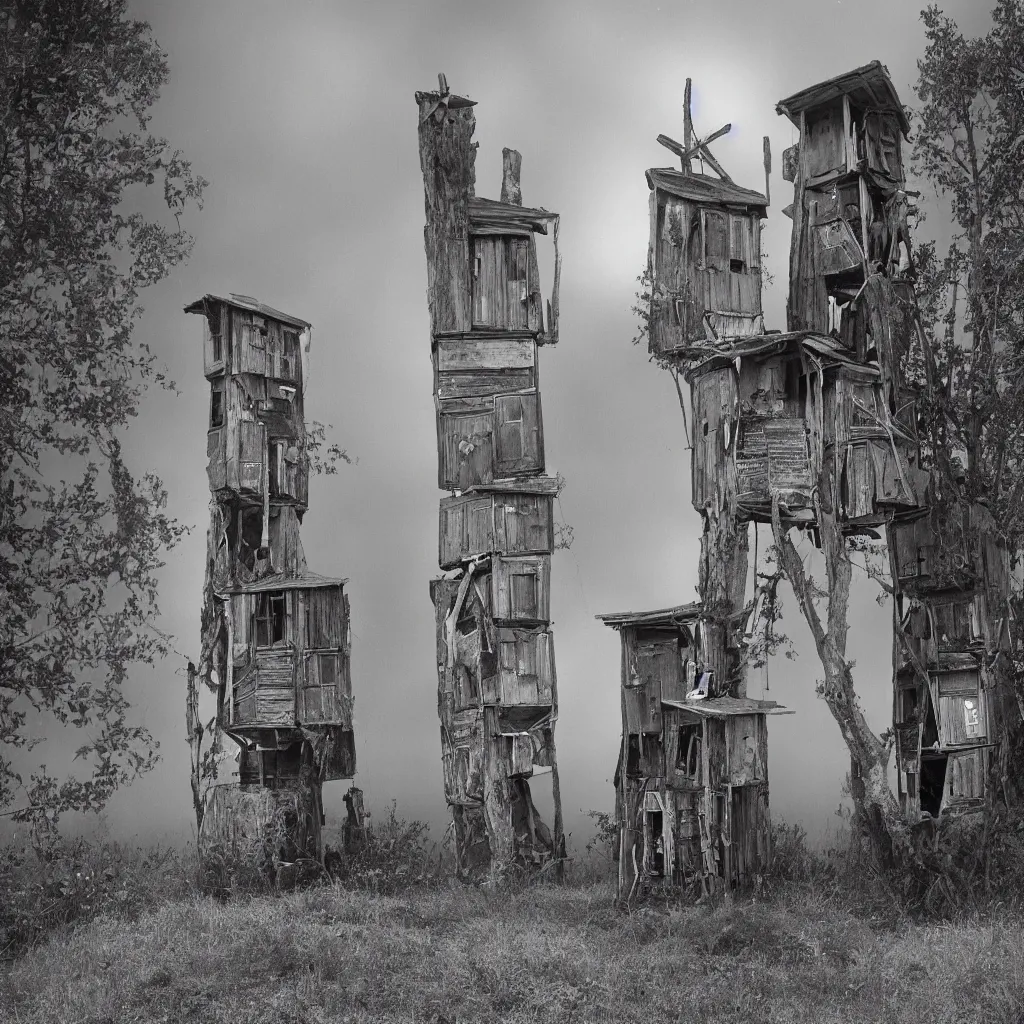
[776,63,1018,819]
[611,61,1019,900]
[185,294,359,866]
[416,76,565,876]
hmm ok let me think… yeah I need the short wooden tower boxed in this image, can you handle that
[185,293,360,868]
[598,604,789,897]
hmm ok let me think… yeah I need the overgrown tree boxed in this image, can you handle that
[0,0,205,820]
[912,0,1024,800]
[769,1,1024,873]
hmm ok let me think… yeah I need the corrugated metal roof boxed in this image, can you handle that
[596,602,702,628]
[776,61,910,136]
[225,570,347,595]
[183,293,312,330]
[662,697,792,718]
[646,168,768,211]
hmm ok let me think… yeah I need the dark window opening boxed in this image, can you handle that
[898,685,918,724]
[922,687,940,748]
[255,591,286,647]
[676,723,702,778]
[702,420,709,437]
[237,509,263,571]
[210,379,225,428]
[455,664,478,708]
[269,440,283,499]
[283,330,299,380]
[647,810,665,876]
[212,332,223,363]
[730,258,745,273]
[626,734,641,777]
[919,756,947,818]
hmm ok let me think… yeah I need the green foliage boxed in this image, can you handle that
[0,1,204,819]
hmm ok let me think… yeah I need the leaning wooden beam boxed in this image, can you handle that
[417,77,565,879]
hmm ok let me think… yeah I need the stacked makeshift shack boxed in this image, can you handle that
[416,76,565,876]
[598,604,790,897]
[186,294,360,867]
[775,64,1016,820]
[606,61,1015,899]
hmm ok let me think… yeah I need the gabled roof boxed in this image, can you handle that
[776,61,910,137]
[225,570,347,595]
[184,293,311,331]
[646,168,768,213]
[662,697,792,718]
[596,602,702,629]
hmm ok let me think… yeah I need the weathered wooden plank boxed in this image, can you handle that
[435,338,535,371]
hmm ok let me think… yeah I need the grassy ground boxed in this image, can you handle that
[3,876,1024,1024]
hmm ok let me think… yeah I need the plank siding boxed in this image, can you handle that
[472,237,530,330]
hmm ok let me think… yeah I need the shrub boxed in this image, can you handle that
[323,802,446,895]
[0,829,196,957]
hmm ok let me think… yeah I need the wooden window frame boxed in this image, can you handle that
[255,591,287,648]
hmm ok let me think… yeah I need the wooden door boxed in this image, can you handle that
[494,393,543,476]
[494,493,553,555]
[438,399,494,490]
[472,237,530,329]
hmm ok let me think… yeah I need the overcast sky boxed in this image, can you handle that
[52,0,991,850]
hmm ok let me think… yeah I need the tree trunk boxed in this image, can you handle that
[770,494,908,867]
[698,494,750,698]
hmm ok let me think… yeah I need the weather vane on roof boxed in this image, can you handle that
[656,78,734,182]
[656,77,772,203]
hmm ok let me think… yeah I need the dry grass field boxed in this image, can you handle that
[3,874,1024,1024]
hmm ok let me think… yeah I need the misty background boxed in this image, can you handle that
[33,0,987,850]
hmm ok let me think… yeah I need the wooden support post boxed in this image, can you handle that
[682,78,693,174]
[415,83,477,335]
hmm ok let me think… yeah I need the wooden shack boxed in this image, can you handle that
[186,293,361,869]
[687,331,920,525]
[776,62,915,341]
[599,604,789,897]
[889,499,1012,820]
[185,294,310,510]
[647,169,768,357]
[418,77,564,877]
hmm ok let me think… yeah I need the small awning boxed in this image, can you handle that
[662,697,792,718]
